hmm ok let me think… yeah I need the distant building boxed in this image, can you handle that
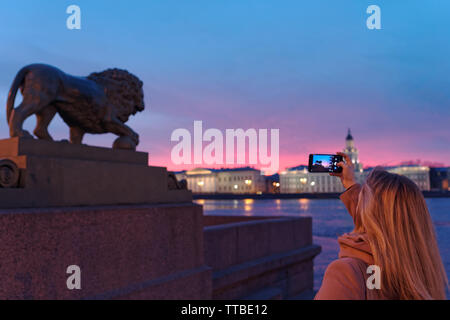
[448,168,450,190]
[280,165,346,193]
[429,167,449,191]
[266,173,280,193]
[280,129,363,194]
[281,129,436,193]
[175,167,266,194]
[381,165,431,191]
[175,168,217,194]
[216,168,266,194]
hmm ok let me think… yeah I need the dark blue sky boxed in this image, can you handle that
[0,1,449,170]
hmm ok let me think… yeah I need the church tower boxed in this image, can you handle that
[343,129,363,172]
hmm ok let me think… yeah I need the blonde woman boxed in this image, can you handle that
[315,152,447,300]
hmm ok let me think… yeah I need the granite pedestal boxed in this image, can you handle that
[0,138,211,299]
[0,138,191,208]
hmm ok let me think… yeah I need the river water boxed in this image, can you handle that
[196,198,450,297]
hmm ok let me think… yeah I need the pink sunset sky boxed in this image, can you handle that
[0,1,449,173]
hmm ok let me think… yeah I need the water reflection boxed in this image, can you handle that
[195,198,353,234]
[298,198,310,211]
[244,199,254,215]
[275,199,281,211]
[244,199,254,205]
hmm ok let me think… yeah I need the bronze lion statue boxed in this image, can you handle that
[6,64,145,149]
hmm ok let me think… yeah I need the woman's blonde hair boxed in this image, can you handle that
[356,168,448,299]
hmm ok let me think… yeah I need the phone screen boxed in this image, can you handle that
[308,154,343,173]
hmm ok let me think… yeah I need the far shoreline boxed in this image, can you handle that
[193,191,450,200]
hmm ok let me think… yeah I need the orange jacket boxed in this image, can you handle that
[315,184,385,300]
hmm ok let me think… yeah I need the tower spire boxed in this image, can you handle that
[346,128,353,141]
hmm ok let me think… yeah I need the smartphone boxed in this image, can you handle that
[308,154,343,173]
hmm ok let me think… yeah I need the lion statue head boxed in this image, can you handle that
[88,68,145,123]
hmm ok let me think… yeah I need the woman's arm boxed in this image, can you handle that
[330,152,361,223]
[340,183,362,223]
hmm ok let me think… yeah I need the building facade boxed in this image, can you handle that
[362,166,431,191]
[176,130,436,195]
[176,168,217,194]
[176,167,266,194]
[280,165,346,193]
[385,166,431,191]
[429,167,449,191]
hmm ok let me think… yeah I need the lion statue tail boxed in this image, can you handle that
[6,67,29,125]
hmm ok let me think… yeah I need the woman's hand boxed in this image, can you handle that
[330,152,357,190]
